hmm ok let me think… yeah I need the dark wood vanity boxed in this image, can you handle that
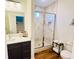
[7,41,31,59]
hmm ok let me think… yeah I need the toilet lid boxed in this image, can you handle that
[61,50,71,58]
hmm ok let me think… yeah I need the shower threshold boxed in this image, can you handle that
[35,45,52,53]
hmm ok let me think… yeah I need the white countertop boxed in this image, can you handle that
[6,34,31,44]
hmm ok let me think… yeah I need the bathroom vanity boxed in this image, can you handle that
[6,35,31,59]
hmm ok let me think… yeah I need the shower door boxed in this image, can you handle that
[44,13,56,46]
[34,11,44,48]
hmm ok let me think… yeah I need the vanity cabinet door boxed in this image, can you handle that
[7,41,31,59]
[22,41,31,59]
[7,43,22,59]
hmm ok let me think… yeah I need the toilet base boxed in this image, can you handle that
[60,50,71,59]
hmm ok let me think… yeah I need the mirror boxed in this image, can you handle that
[5,1,25,34]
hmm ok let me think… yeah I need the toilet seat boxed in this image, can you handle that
[61,50,71,59]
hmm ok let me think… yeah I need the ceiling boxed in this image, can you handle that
[6,0,57,8]
[35,0,57,8]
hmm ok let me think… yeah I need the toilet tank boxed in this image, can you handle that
[64,42,73,52]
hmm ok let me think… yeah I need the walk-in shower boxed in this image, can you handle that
[34,11,56,49]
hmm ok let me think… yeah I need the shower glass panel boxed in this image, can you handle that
[34,11,44,48]
[44,13,56,46]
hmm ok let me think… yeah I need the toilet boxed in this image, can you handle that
[60,50,71,59]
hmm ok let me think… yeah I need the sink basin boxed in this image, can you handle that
[6,34,31,44]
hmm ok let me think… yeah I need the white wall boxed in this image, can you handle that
[5,44,8,59]
[46,1,58,13]
[55,0,74,51]
[35,7,45,12]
